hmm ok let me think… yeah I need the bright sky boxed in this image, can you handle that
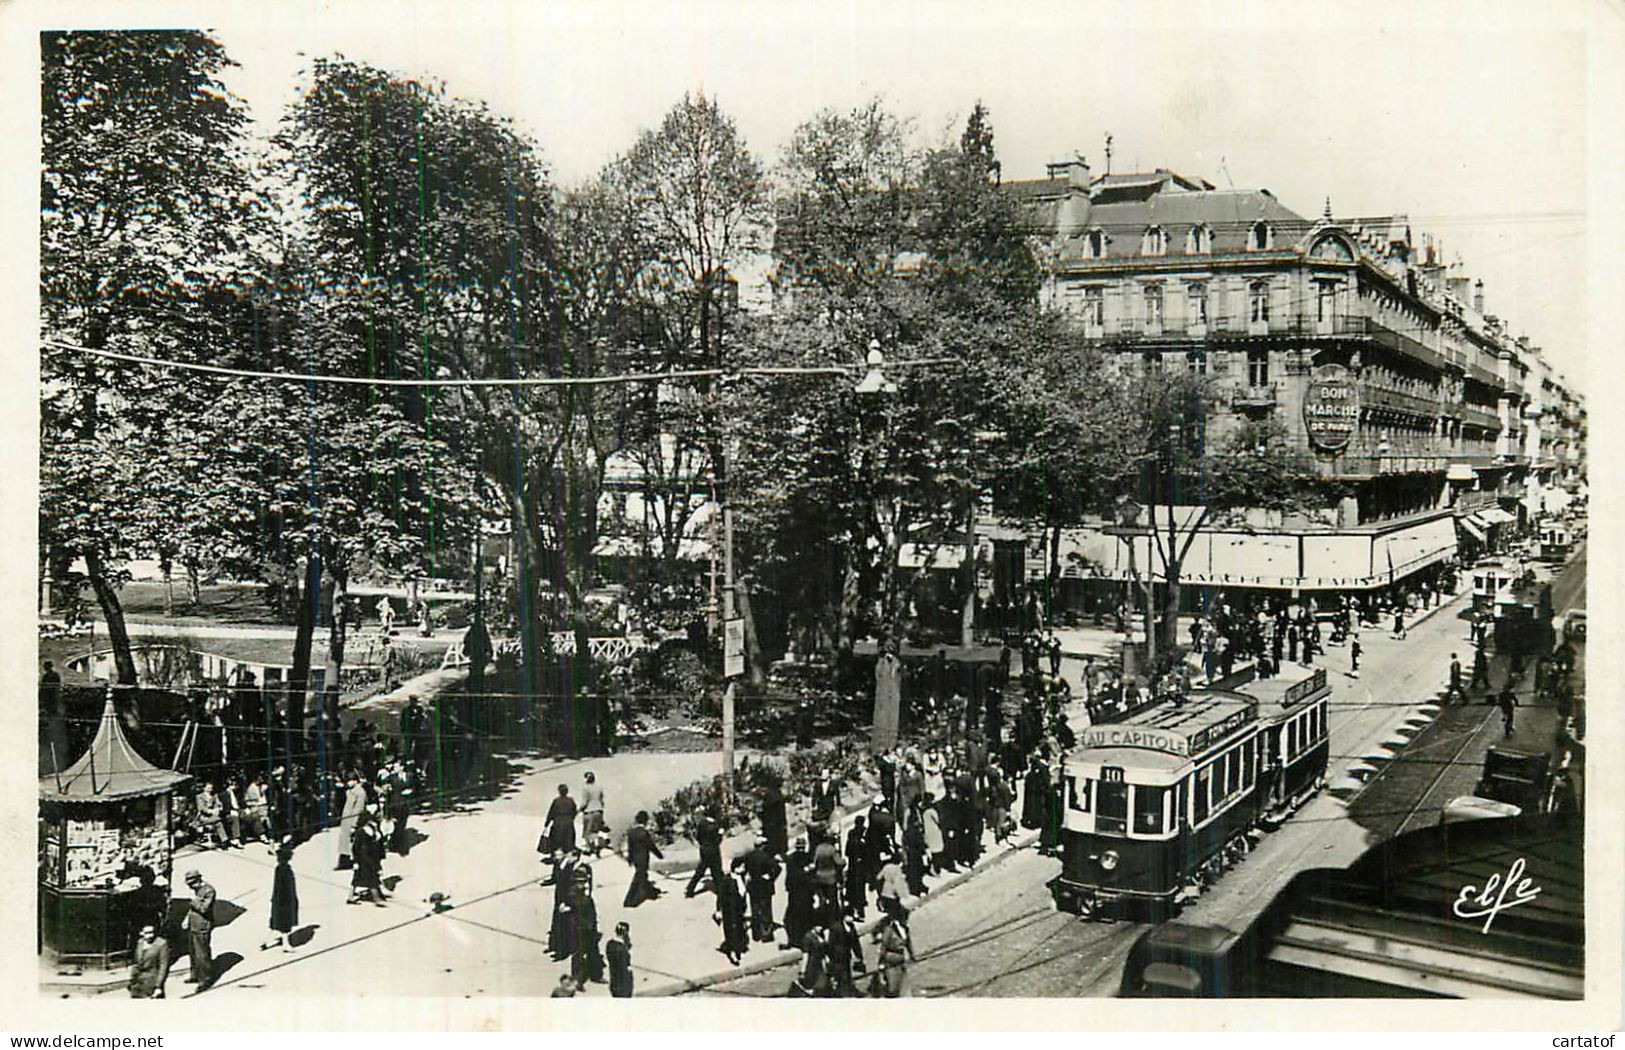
[30,1,1609,382]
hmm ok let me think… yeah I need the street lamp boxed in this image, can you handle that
[855,337,905,750]
[719,338,896,779]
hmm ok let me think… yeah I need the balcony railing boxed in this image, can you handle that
[1360,382,1440,418]
[1232,383,1277,408]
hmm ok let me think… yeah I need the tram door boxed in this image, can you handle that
[1097,767,1129,833]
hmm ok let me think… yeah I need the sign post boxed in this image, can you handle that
[723,618,745,680]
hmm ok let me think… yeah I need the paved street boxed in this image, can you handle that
[702,573,1533,998]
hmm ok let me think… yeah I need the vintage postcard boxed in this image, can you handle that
[8,0,1621,1033]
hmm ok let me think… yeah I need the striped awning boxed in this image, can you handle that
[1458,516,1488,543]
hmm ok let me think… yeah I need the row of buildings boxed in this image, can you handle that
[601,154,1588,632]
[978,158,1585,611]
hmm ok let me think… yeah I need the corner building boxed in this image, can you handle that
[1001,160,1562,605]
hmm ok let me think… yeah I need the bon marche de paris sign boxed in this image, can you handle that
[1303,363,1359,452]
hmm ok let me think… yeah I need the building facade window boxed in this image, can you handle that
[1187,282,1208,326]
[1249,280,1271,324]
[1144,284,1163,328]
[1083,286,1105,326]
[1247,347,1269,387]
[1141,225,1167,256]
[1085,229,1107,259]
[1249,221,1273,251]
[1316,279,1338,324]
[1186,350,1205,376]
[1187,224,1212,254]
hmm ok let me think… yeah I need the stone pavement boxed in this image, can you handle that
[45,742,1036,999]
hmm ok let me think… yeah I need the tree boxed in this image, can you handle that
[271,58,516,715]
[743,100,1045,745]
[41,30,261,683]
[609,95,770,662]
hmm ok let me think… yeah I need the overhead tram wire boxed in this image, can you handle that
[43,338,956,388]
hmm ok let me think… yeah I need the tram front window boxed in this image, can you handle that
[1097,780,1129,833]
[1134,785,1166,834]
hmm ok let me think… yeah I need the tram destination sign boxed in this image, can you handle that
[1081,704,1257,758]
[1079,725,1192,757]
[1303,364,1359,452]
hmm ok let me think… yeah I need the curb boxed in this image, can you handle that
[642,829,1042,997]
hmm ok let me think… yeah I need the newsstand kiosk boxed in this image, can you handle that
[39,690,190,969]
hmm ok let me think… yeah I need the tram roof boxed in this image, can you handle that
[1075,691,1256,761]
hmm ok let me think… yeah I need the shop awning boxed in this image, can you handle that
[1446,463,1477,482]
[1478,507,1516,525]
[898,543,967,570]
[1458,516,1488,543]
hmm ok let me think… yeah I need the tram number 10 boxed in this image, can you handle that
[1102,766,1125,784]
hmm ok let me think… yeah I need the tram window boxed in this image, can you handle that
[1097,779,1129,833]
[1243,739,1254,785]
[1069,776,1092,813]
[1225,751,1239,796]
[1134,785,1166,834]
[1175,780,1188,826]
[1193,767,1211,823]
[1288,721,1298,757]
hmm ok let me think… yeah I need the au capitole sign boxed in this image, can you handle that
[1303,363,1359,452]
[1079,725,1190,757]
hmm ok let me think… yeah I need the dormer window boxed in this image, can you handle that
[1141,225,1167,257]
[1084,229,1107,259]
[1249,221,1273,251]
[1186,224,1212,254]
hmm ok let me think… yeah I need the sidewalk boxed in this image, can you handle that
[44,739,1039,999]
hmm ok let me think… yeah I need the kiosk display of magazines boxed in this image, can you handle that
[39,690,189,969]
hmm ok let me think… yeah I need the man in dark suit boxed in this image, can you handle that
[733,838,781,942]
[623,810,663,908]
[182,870,216,990]
[782,837,815,949]
[684,810,725,899]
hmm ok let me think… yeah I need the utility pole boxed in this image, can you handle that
[721,495,737,783]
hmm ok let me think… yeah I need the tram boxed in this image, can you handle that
[1537,524,1572,563]
[1052,669,1331,917]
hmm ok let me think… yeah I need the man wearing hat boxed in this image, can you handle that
[182,870,217,990]
[866,793,897,865]
[733,836,782,942]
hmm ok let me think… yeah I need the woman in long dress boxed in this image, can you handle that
[262,840,300,951]
[715,872,751,965]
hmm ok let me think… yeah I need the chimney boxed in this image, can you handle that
[1048,157,1091,191]
[1473,279,1484,314]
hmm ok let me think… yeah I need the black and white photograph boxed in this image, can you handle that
[20,0,1621,1031]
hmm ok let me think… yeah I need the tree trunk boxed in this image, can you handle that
[1047,520,1064,626]
[960,501,977,647]
[83,546,138,685]
[735,580,766,686]
[510,490,547,747]
[161,555,174,616]
[872,510,905,750]
[186,559,202,607]
[327,563,349,689]
[1161,567,1182,673]
[837,554,862,657]
[286,554,321,737]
